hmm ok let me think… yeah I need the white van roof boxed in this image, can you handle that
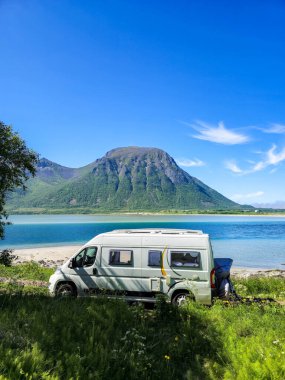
[86,228,209,248]
[103,228,204,236]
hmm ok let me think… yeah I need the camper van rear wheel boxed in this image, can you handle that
[56,283,76,297]
[172,292,193,307]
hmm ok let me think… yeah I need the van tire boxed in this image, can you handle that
[56,282,77,297]
[172,291,193,306]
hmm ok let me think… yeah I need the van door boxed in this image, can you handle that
[95,246,143,292]
[69,246,99,292]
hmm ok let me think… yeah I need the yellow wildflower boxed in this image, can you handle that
[164,355,170,360]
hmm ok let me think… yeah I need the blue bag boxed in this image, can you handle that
[214,258,233,279]
[214,258,234,298]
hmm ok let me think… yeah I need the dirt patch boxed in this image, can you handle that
[0,277,48,287]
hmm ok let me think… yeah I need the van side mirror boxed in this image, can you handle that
[68,258,75,268]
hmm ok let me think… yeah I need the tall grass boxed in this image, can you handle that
[0,294,284,379]
[0,264,284,379]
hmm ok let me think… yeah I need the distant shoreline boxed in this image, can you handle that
[6,211,285,218]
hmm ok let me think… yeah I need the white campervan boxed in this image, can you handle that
[49,229,216,305]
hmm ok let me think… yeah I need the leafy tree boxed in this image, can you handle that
[0,121,38,239]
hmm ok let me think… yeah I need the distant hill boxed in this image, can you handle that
[35,158,80,183]
[252,201,285,209]
[7,146,246,212]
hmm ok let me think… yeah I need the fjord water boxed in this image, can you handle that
[1,215,285,269]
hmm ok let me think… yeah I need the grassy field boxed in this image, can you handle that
[0,263,284,379]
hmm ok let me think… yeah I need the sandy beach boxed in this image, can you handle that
[14,245,81,267]
[13,245,285,278]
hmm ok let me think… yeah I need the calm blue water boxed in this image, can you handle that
[1,215,285,269]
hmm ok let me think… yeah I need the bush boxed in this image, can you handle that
[0,249,18,266]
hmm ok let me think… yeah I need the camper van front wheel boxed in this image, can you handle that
[172,292,193,307]
[56,283,77,297]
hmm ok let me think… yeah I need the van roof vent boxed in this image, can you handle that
[107,229,204,235]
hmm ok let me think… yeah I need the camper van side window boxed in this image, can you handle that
[109,250,133,266]
[148,250,162,266]
[171,251,201,268]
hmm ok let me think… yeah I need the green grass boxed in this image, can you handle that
[0,262,54,282]
[232,277,285,300]
[0,295,284,379]
[0,262,52,296]
[0,282,49,296]
[0,264,284,379]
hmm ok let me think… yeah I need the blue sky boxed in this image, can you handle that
[1,0,285,206]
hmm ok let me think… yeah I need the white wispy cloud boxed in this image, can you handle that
[231,191,264,202]
[252,145,285,172]
[225,145,285,175]
[176,158,206,168]
[188,120,250,145]
[260,123,285,134]
[225,160,243,174]
[267,144,285,164]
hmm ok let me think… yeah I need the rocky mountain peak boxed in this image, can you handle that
[93,146,190,185]
[36,158,77,181]
[105,146,166,159]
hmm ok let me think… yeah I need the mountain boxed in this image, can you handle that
[35,157,99,183]
[7,146,245,212]
[35,158,80,183]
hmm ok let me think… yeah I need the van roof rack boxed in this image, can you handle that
[106,229,204,235]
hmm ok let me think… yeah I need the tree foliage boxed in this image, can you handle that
[0,249,18,266]
[0,121,38,239]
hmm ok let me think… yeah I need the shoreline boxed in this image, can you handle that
[12,245,285,278]
[7,212,285,218]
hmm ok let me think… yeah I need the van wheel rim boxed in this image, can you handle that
[57,285,74,297]
[60,289,72,296]
[176,294,188,306]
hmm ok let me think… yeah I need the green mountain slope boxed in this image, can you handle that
[7,147,244,212]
